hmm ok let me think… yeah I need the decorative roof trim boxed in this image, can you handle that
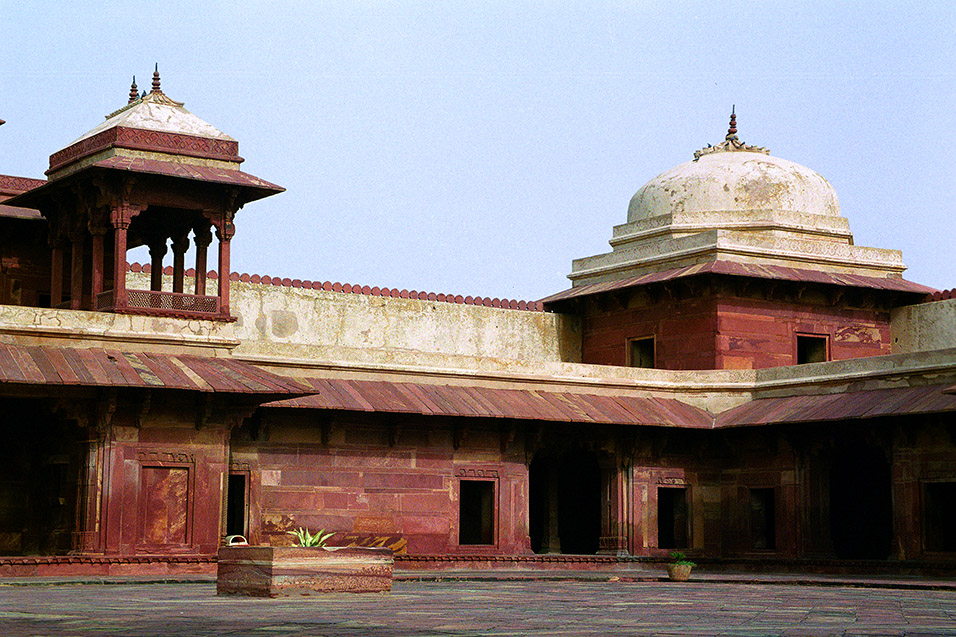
[126,263,545,312]
[0,174,46,196]
[928,288,955,303]
[49,126,240,172]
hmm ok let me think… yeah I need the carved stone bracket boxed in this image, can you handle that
[453,424,470,451]
[499,421,517,454]
[135,390,151,428]
[195,395,214,430]
[317,412,332,446]
[386,417,402,448]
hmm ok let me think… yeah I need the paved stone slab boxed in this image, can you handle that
[1,580,956,635]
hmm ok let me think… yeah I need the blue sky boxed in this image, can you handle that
[2,2,954,300]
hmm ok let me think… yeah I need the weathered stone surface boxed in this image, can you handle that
[216,546,393,596]
[892,297,956,353]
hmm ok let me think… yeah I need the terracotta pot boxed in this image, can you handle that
[667,563,693,581]
[217,545,393,597]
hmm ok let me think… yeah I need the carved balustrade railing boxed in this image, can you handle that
[94,288,220,315]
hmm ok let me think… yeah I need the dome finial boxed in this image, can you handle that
[726,105,737,141]
[693,106,768,161]
[151,63,162,94]
[129,76,139,104]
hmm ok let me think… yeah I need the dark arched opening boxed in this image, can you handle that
[829,444,892,559]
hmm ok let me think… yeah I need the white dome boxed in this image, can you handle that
[628,150,840,223]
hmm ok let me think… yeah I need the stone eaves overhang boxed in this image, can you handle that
[6,158,284,212]
[264,377,956,431]
[540,260,937,311]
[0,343,310,398]
[716,383,956,428]
[265,376,715,429]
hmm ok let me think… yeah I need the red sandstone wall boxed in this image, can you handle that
[96,411,230,557]
[582,296,719,370]
[234,412,531,556]
[581,288,890,371]
[715,298,890,369]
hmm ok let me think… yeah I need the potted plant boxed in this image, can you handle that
[217,527,394,597]
[666,551,695,581]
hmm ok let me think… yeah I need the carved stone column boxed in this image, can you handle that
[171,232,190,294]
[148,240,167,293]
[541,457,562,553]
[193,223,212,296]
[68,228,85,310]
[89,225,106,307]
[70,395,115,555]
[598,457,630,555]
[50,241,65,308]
[110,206,132,311]
[216,218,234,316]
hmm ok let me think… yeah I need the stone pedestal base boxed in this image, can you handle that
[217,546,393,597]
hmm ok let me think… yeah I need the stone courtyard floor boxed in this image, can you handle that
[2,578,956,636]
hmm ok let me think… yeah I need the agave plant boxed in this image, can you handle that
[287,527,335,547]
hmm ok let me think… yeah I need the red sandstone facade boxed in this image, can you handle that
[0,78,954,579]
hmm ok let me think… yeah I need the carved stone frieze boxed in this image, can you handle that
[455,468,500,479]
[136,450,195,465]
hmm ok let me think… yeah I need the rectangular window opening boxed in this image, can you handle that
[749,488,776,550]
[226,473,248,537]
[797,334,828,364]
[459,480,495,545]
[924,482,956,552]
[629,337,656,369]
[658,487,689,549]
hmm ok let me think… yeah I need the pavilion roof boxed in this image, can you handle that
[540,260,936,306]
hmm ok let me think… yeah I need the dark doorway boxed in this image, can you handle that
[0,400,80,555]
[924,482,956,553]
[750,488,776,550]
[658,487,689,549]
[528,453,550,554]
[829,444,892,559]
[557,449,601,554]
[226,473,248,537]
[528,449,601,554]
[459,480,495,545]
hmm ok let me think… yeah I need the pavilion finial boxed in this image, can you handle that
[726,105,737,141]
[693,106,769,160]
[129,76,139,104]
[151,63,162,94]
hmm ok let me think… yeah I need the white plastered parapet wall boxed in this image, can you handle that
[227,279,582,364]
[891,297,956,354]
[0,274,952,415]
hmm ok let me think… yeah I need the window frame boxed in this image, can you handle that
[627,335,656,369]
